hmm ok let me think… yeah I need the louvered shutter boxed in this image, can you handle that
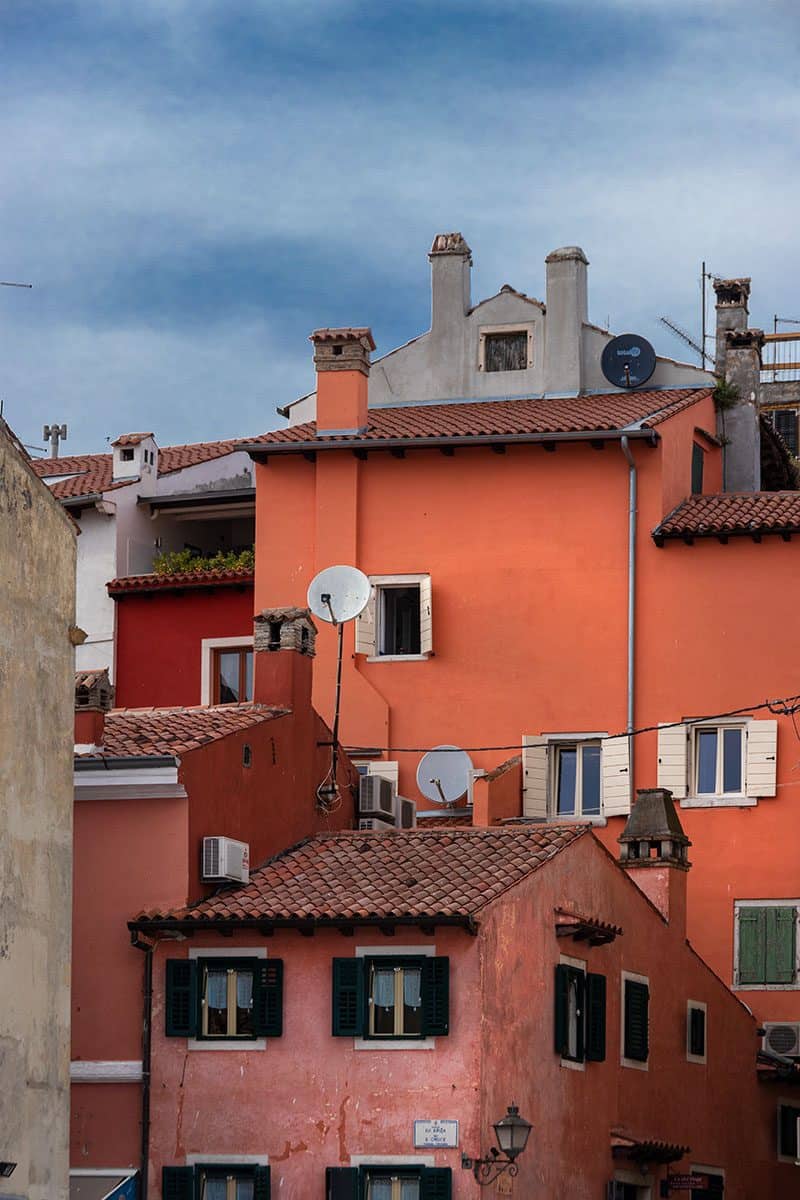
[165,960,198,1037]
[253,959,283,1037]
[422,957,449,1036]
[766,907,796,985]
[421,1167,452,1199]
[355,589,376,655]
[253,1166,271,1199]
[419,575,433,655]
[332,958,366,1036]
[162,1167,194,1200]
[325,1167,360,1199]
[522,736,548,819]
[602,736,631,817]
[623,979,649,1062]
[585,972,606,1062]
[657,725,689,799]
[746,719,778,797]
[737,907,766,984]
[554,964,569,1056]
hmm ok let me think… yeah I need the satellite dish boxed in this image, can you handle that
[307,564,371,625]
[416,744,474,806]
[601,333,656,389]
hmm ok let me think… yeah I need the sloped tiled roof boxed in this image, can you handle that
[108,567,254,595]
[133,825,588,925]
[245,389,710,450]
[653,492,800,542]
[78,703,287,759]
[31,438,243,500]
[111,432,154,447]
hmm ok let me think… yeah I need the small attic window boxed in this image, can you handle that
[120,448,135,462]
[479,325,533,373]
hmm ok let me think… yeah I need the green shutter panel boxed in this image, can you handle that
[421,1167,452,1199]
[165,960,198,1037]
[766,907,796,985]
[689,1006,706,1057]
[421,957,450,1036]
[254,959,284,1037]
[585,972,606,1062]
[332,958,366,1036]
[554,964,569,1056]
[253,1165,271,1199]
[162,1166,194,1200]
[737,907,766,985]
[623,980,649,1062]
[325,1166,360,1199]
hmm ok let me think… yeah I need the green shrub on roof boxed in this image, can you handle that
[153,546,255,575]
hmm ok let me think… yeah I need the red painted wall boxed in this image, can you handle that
[113,582,254,708]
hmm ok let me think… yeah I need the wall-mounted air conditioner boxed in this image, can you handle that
[762,1021,800,1058]
[358,816,395,832]
[397,797,417,829]
[202,836,250,883]
[358,775,395,819]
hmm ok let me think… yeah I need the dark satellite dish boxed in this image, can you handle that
[601,334,656,389]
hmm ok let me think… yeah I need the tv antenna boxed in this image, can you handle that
[307,565,371,813]
[659,316,709,367]
[416,745,474,808]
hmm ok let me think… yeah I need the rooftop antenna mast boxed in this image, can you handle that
[43,423,68,458]
[659,316,707,366]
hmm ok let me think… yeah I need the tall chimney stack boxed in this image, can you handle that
[544,246,588,395]
[713,277,751,377]
[429,233,472,338]
[721,327,764,492]
[253,607,316,715]
[618,788,691,937]
[310,328,375,436]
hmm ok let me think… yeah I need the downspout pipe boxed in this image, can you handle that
[130,933,154,1200]
[620,436,637,797]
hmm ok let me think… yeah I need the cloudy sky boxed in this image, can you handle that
[2,0,798,455]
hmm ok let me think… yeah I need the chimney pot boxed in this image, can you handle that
[618,788,691,932]
[74,668,114,748]
[253,607,316,713]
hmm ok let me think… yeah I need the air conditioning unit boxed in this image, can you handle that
[358,816,395,832]
[202,836,250,883]
[762,1021,800,1057]
[397,797,417,829]
[358,775,395,819]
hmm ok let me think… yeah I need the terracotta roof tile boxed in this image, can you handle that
[133,825,588,924]
[78,703,286,759]
[108,567,254,595]
[111,432,154,447]
[245,389,710,449]
[653,491,800,541]
[31,438,244,500]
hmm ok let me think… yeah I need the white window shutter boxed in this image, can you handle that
[657,724,689,799]
[368,760,399,794]
[355,589,376,656]
[602,736,631,817]
[746,719,777,798]
[522,736,548,819]
[419,575,433,655]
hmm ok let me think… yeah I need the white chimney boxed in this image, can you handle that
[111,433,159,488]
[544,246,588,395]
[429,232,472,338]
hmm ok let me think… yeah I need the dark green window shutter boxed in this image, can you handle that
[254,959,283,1037]
[766,907,796,984]
[623,979,649,1062]
[165,960,198,1037]
[585,972,606,1062]
[421,1167,452,1199]
[779,1104,800,1157]
[162,1166,194,1200]
[332,958,366,1036]
[326,1166,360,1199]
[691,442,704,494]
[554,964,569,1055]
[253,1165,271,1199]
[421,957,449,1036]
[738,907,766,984]
[689,1006,706,1057]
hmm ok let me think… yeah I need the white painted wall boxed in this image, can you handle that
[73,505,118,678]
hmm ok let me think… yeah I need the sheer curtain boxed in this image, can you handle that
[203,1179,227,1200]
[206,970,228,1010]
[368,1179,392,1200]
[372,969,395,1008]
[403,970,421,1009]
[237,972,253,1011]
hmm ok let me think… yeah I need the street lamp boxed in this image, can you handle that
[462,1104,533,1186]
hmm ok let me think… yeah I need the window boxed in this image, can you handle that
[771,409,799,457]
[690,1169,724,1197]
[735,904,797,987]
[687,1001,707,1063]
[779,1103,800,1161]
[657,719,778,806]
[522,734,631,821]
[554,962,606,1064]
[120,447,135,462]
[691,442,705,494]
[355,575,432,660]
[553,742,601,817]
[478,324,533,373]
[165,957,283,1040]
[693,725,743,796]
[162,1165,270,1200]
[326,1167,451,1200]
[622,974,649,1066]
[214,647,254,704]
[332,956,449,1040]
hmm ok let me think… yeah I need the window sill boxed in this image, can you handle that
[620,1056,649,1072]
[686,1053,707,1065]
[734,982,799,991]
[187,1038,267,1052]
[354,1037,435,1051]
[560,1056,585,1072]
[365,653,431,663]
[549,815,607,827]
[680,794,757,809]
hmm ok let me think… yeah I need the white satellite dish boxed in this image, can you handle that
[416,744,474,806]
[307,565,371,625]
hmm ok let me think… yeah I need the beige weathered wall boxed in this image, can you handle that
[0,422,76,1200]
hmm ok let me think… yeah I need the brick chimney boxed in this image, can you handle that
[429,232,472,337]
[74,668,114,749]
[713,277,751,377]
[310,328,375,436]
[720,327,764,492]
[544,246,589,395]
[618,788,691,935]
[253,607,316,714]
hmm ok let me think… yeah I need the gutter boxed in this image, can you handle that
[130,935,154,1200]
[128,913,479,936]
[620,437,637,798]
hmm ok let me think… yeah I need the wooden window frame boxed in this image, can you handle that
[197,1166,256,1200]
[199,960,257,1041]
[211,646,253,706]
[551,740,602,819]
[692,723,745,799]
[360,574,432,662]
[364,1170,422,1199]
[366,957,425,1041]
[477,323,535,372]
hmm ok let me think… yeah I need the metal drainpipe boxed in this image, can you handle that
[620,436,637,795]
[131,935,154,1200]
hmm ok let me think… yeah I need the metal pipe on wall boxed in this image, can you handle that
[620,437,637,797]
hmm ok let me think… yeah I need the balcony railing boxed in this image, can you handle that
[761,332,800,383]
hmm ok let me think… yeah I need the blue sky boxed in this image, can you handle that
[2,0,799,454]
